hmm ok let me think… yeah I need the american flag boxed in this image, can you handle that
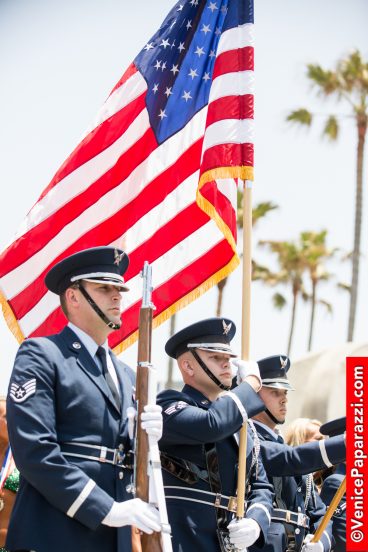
[0,0,254,352]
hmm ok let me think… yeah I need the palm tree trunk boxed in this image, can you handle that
[347,115,366,341]
[287,290,298,356]
[216,277,227,317]
[166,313,176,388]
[308,280,317,351]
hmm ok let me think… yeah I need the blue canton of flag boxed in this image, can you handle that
[135,0,253,144]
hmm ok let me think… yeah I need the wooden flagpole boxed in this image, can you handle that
[236,180,253,519]
[311,477,346,543]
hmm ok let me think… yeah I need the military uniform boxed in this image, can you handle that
[6,247,141,552]
[320,464,346,551]
[250,422,333,552]
[6,325,136,552]
[248,356,345,552]
[157,317,274,551]
[319,418,346,552]
[158,384,273,551]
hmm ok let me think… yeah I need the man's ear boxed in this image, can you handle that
[179,358,194,377]
[65,286,80,308]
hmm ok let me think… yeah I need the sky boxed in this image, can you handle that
[0,0,367,394]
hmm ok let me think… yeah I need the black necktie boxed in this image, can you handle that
[96,346,121,411]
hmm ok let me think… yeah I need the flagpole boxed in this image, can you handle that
[236,180,253,519]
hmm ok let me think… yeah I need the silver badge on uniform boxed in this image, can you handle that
[164,401,188,415]
[72,342,81,349]
[222,320,232,335]
[114,248,125,266]
[9,378,37,403]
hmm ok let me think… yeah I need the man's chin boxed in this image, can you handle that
[108,314,122,327]
[220,377,232,388]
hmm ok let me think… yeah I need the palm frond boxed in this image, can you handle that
[322,115,339,141]
[307,64,339,95]
[318,299,333,314]
[273,292,287,310]
[286,108,312,126]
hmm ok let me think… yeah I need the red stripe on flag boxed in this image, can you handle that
[206,95,254,127]
[110,62,138,95]
[109,239,235,348]
[212,47,254,80]
[201,142,254,175]
[199,181,237,241]
[48,94,146,188]
[127,204,210,274]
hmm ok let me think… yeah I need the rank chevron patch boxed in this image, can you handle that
[10,378,36,403]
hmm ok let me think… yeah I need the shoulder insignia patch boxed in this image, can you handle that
[164,401,189,416]
[9,378,37,403]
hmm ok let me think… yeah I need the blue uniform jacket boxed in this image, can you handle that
[157,383,274,552]
[249,423,334,552]
[6,326,135,552]
[320,463,346,551]
[254,427,346,478]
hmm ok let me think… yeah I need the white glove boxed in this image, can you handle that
[141,404,163,442]
[227,517,261,549]
[301,534,324,552]
[126,406,136,440]
[126,405,163,441]
[232,359,262,390]
[102,498,161,533]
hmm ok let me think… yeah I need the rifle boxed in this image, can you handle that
[311,476,346,543]
[132,261,172,552]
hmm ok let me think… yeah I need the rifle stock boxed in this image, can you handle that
[132,263,171,552]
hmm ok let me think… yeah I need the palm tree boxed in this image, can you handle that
[300,230,335,351]
[215,194,278,316]
[258,239,307,356]
[286,50,368,341]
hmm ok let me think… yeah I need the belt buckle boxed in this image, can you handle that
[114,450,126,466]
[227,496,238,512]
[99,446,107,463]
[297,513,306,528]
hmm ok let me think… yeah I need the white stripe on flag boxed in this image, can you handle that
[85,70,147,135]
[202,119,254,153]
[209,71,254,101]
[216,23,254,56]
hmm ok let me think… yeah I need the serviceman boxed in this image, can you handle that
[250,355,346,552]
[320,418,346,552]
[6,247,162,552]
[157,317,274,551]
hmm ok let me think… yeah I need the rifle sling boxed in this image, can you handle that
[160,452,209,485]
[204,443,229,531]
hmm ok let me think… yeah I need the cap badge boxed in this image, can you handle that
[280,356,287,369]
[222,320,232,335]
[114,248,125,266]
[73,342,82,349]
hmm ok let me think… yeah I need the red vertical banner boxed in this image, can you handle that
[346,357,368,551]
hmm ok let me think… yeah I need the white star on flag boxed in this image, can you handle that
[195,46,205,57]
[182,90,192,102]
